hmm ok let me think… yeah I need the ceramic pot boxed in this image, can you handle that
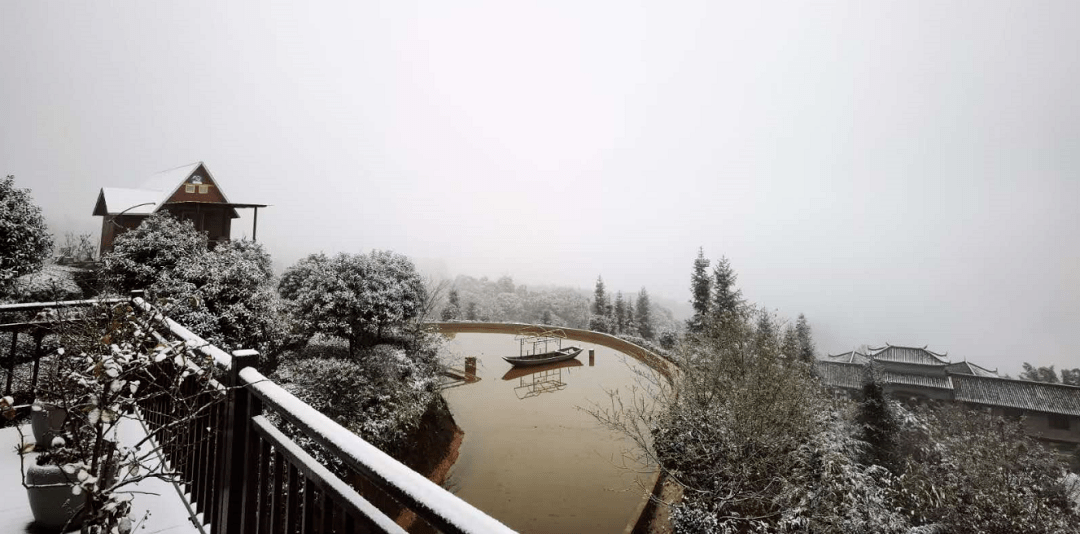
[30,402,68,449]
[25,462,85,531]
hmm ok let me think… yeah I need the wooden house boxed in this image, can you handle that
[92,162,265,255]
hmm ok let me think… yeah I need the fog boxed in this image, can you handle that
[2,1,1077,376]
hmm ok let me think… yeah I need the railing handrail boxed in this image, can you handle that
[239,366,516,534]
[0,297,127,313]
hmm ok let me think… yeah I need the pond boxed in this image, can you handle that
[439,332,658,533]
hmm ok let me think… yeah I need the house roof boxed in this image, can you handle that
[823,350,870,365]
[883,371,954,390]
[867,344,950,366]
[93,162,239,218]
[93,188,160,216]
[817,360,1080,417]
[953,375,1080,417]
[816,361,864,389]
[945,361,999,378]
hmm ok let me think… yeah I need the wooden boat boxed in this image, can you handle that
[502,346,583,367]
[501,358,583,381]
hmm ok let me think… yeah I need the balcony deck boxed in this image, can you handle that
[0,421,202,534]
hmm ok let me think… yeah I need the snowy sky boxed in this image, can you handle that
[2,1,1078,375]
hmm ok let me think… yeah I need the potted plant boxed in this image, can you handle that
[6,301,221,534]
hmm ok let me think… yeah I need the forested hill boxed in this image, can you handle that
[437,275,680,334]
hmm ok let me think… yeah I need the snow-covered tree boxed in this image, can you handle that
[592,275,607,316]
[279,250,426,355]
[795,313,816,363]
[635,288,654,340]
[688,248,711,332]
[0,175,53,294]
[440,288,461,321]
[614,291,627,334]
[710,255,742,327]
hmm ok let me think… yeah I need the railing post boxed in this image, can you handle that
[218,349,261,534]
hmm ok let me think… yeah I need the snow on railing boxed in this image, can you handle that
[240,366,516,534]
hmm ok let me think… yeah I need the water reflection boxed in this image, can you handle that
[501,359,584,399]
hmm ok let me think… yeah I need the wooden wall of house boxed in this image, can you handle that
[99,214,148,255]
[160,205,233,244]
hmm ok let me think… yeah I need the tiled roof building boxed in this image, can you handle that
[818,344,1080,451]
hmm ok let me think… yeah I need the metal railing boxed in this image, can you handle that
[3,297,515,534]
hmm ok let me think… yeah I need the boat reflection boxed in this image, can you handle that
[501,359,584,400]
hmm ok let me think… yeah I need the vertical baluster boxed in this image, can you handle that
[5,330,17,396]
[319,491,331,534]
[302,479,315,534]
[29,331,43,398]
[272,449,285,534]
[259,439,272,533]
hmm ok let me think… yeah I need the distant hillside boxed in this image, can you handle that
[436,274,680,334]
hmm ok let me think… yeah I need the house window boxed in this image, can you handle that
[1049,414,1070,430]
[199,185,209,194]
[185,185,196,193]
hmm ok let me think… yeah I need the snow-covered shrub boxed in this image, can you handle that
[0,175,53,295]
[895,405,1080,533]
[103,213,287,363]
[658,329,678,350]
[273,342,440,459]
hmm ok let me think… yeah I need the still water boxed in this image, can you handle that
[440,333,656,533]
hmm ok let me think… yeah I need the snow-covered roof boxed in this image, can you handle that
[945,361,999,378]
[93,161,239,218]
[93,187,162,216]
[822,350,869,365]
[953,375,1080,417]
[867,344,950,366]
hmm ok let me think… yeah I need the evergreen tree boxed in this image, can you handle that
[857,364,901,473]
[795,313,816,363]
[636,288,655,340]
[465,301,479,321]
[625,298,636,336]
[1061,368,1080,386]
[710,255,742,325]
[754,310,777,354]
[781,324,798,359]
[614,291,627,334]
[688,248,711,332]
[592,275,607,316]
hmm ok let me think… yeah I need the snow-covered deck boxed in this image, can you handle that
[0,422,202,534]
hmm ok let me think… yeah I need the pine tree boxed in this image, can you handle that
[625,298,636,336]
[592,275,607,316]
[754,310,777,354]
[711,256,742,326]
[857,364,901,473]
[465,301,479,321]
[795,313,816,363]
[614,291,627,334]
[636,288,654,340]
[688,248,711,332]
[781,324,798,359]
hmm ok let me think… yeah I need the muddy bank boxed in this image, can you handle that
[388,396,465,532]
